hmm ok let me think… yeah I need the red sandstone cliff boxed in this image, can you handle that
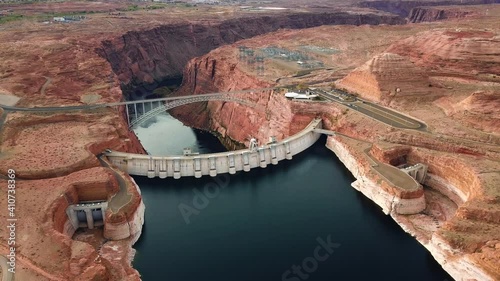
[170,45,346,148]
[408,6,474,22]
[170,25,500,280]
[357,0,500,17]
[1,3,498,280]
[386,29,500,75]
[337,29,500,103]
[0,167,142,281]
[0,14,148,280]
[336,52,430,103]
[435,91,500,134]
[98,12,404,99]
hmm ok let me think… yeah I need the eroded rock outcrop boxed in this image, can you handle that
[171,46,344,148]
[170,24,500,280]
[99,11,404,98]
[358,0,500,17]
[336,52,429,103]
[408,6,474,22]
[0,14,148,280]
[386,29,500,76]
[0,167,142,281]
[435,91,500,134]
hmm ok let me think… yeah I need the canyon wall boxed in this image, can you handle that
[357,0,500,17]
[170,46,346,148]
[166,31,500,280]
[408,6,474,22]
[328,131,500,281]
[336,52,430,103]
[386,29,500,76]
[98,11,404,98]
[337,28,500,113]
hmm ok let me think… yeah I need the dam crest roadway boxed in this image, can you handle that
[0,86,426,132]
[105,119,323,179]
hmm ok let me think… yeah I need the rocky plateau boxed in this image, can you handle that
[0,1,498,280]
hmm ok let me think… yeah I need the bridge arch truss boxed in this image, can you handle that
[126,95,261,128]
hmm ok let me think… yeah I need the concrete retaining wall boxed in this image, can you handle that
[105,119,322,179]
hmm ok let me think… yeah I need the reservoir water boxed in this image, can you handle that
[132,113,452,281]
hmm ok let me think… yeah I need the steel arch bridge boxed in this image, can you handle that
[125,94,262,128]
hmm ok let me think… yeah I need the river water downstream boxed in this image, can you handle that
[132,113,452,281]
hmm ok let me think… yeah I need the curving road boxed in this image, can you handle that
[39,77,52,96]
[315,128,420,192]
[97,155,132,213]
[0,86,426,132]
[0,87,276,113]
[318,90,426,131]
[0,255,14,281]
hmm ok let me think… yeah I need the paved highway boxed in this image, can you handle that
[315,128,420,191]
[0,87,276,112]
[0,103,106,112]
[0,86,426,133]
[98,155,132,213]
[0,255,14,281]
[318,90,426,130]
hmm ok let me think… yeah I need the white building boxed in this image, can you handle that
[284,92,318,100]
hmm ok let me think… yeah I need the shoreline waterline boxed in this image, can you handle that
[131,114,452,281]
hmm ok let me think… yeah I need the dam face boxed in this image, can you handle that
[130,113,453,281]
[106,119,322,179]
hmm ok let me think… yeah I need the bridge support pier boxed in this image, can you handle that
[133,104,138,124]
[125,105,130,126]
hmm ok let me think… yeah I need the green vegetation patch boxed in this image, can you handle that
[146,4,167,10]
[126,5,140,11]
[0,14,23,25]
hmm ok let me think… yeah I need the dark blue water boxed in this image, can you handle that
[132,117,452,281]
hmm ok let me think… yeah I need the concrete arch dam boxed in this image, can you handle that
[104,119,323,179]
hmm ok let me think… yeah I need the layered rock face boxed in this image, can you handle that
[435,91,500,134]
[0,14,148,281]
[387,29,500,75]
[408,6,474,22]
[358,0,500,17]
[0,111,143,179]
[170,22,500,280]
[172,50,313,148]
[334,27,500,281]
[337,28,500,123]
[336,52,429,103]
[405,147,500,281]
[98,11,404,98]
[0,168,142,281]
